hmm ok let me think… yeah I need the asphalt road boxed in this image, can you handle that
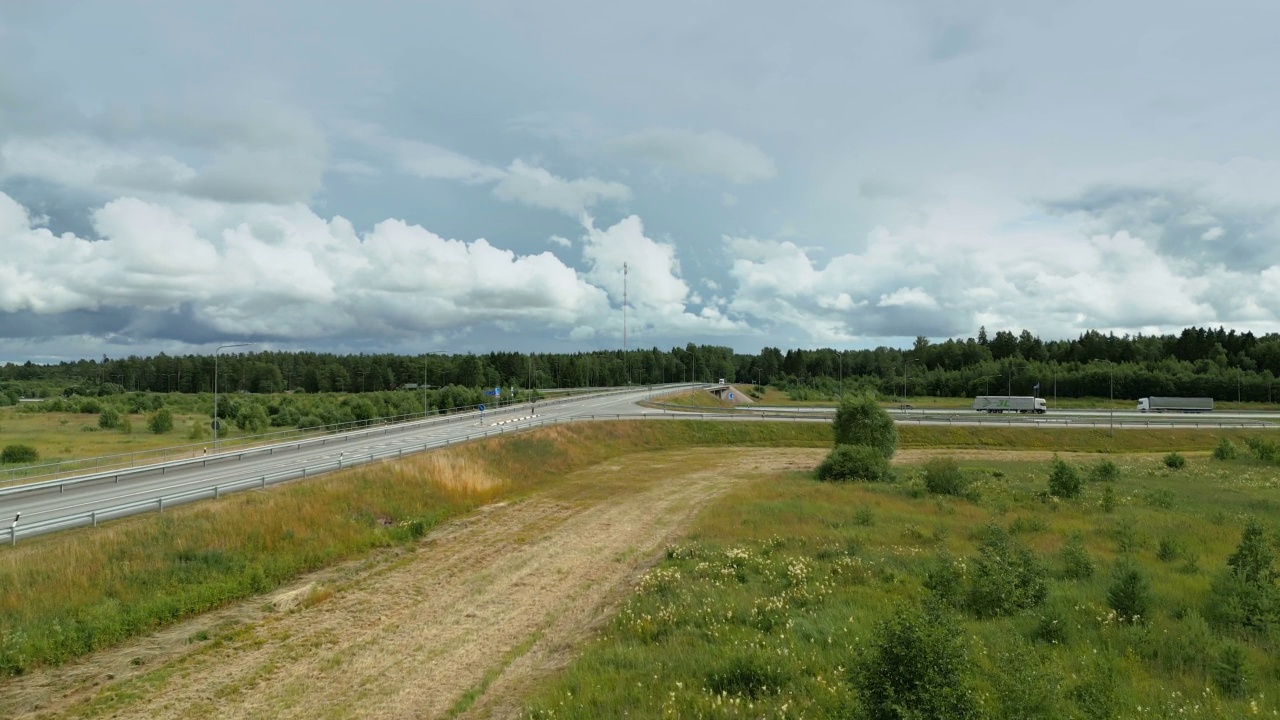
[0,386,690,542]
[4,385,1277,543]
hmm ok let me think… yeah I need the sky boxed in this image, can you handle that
[3,0,1280,363]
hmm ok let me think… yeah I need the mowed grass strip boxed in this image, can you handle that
[0,421,828,676]
[525,453,1280,719]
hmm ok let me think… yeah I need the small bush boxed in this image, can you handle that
[1212,437,1240,461]
[1031,602,1070,645]
[148,408,173,434]
[832,393,897,459]
[1211,642,1250,698]
[1047,456,1082,499]
[187,421,210,441]
[1244,436,1279,463]
[1106,559,1152,624]
[1059,532,1095,580]
[1098,485,1117,513]
[1156,537,1183,562]
[967,524,1049,618]
[1162,452,1186,470]
[0,444,39,464]
[923,457,968,496]
[1088,459,1120,483]
[98,406,120,430]
[853,604,978,720]
[923,554,964,606]
[816,444,892,483]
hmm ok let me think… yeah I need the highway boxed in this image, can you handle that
[0,386,692,543]
[3,385,1278,544]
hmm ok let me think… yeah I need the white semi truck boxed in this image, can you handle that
[973,396,1047,414]
[1136,397,1213,413]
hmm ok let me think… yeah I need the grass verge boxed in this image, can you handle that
[524,452,1280,719]
[0,420,828,676]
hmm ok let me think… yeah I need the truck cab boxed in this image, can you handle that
[1136,398,1150,413]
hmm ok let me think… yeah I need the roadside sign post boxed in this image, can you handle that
[478,403,485,424]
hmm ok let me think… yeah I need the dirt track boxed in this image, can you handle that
[2,448,823,720]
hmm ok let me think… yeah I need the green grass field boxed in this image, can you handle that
[714,386,1280,412]
[524,449,1280,719]
[0,421,830,676]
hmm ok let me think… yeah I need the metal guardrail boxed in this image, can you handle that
[0,385,684,495]
[2,386,696,545]
[13,387,1262,545]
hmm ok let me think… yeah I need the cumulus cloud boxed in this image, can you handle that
[579,214,747,336]
[0,192,746,346]
[722,195,1280,344]
[607,128,776,184]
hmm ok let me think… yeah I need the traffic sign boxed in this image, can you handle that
[477,403,485,411]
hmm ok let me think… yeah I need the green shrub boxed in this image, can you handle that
[816,444,892,483]
[148,408,173,434]
[923,554,964,606]
[98,406,120,430]
[187,421,209,441]
[1059,532,1095,580]
[832,393,897,459]
[1162,452,1186,470]
[1047,456,1082,499]
[966,524,1049,618]
[1211,642,1251,698]
[236,405,269,434]
[1088,459,1120,483]
[1030,602,1070,645]
[1156,537,1183,562]
[853,604,977,720]
[1100,485,1117,513]
[1212,437,1240,461]
[0,444,39,464]
[78,398,102,414]
[923,457,968,496]
[1106,559,1152,624]
[1244,436,1279,463]
[1207,519,1280,632]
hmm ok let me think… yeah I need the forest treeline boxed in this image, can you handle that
[2,326,1279,404]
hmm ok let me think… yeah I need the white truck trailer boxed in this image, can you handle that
[1136,397,1213,413]
[973,396,1047,414]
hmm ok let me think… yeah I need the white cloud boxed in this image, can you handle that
[579,214,747,336]
[1201,226,1225,241]
[877,287,938,309]
[548,234,572,248]
[608,128,776,184]
[492,159,631,217]
[390,139,505,184]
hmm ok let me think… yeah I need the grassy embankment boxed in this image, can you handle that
[525,443,1280,719]
[0,421,831,676]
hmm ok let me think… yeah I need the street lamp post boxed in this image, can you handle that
[356,371,366,394]
[904,359,920,400]
[214,343,253,450]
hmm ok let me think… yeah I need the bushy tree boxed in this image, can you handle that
[833,393,897,459]
[1106,559,1152,623]
[1208,519,1280,632]
[1047,456,1082,499]
[816,444,893,483]
[853,604,977,720]
[1163,452,1187,470]
[966,524,1049,618]
[923,457,968,496]
[1059,532,1095,580]
[235,404,269,434]
[147,407,173,434]
[98,406,120,430]
[1212,437,1240,461]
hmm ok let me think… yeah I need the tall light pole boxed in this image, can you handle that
[622,262,629,385]
[904,359,920,400]
[214,342,253,449]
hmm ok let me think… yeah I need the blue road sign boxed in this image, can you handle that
[477,403,485,411]
[729,393,734,400]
